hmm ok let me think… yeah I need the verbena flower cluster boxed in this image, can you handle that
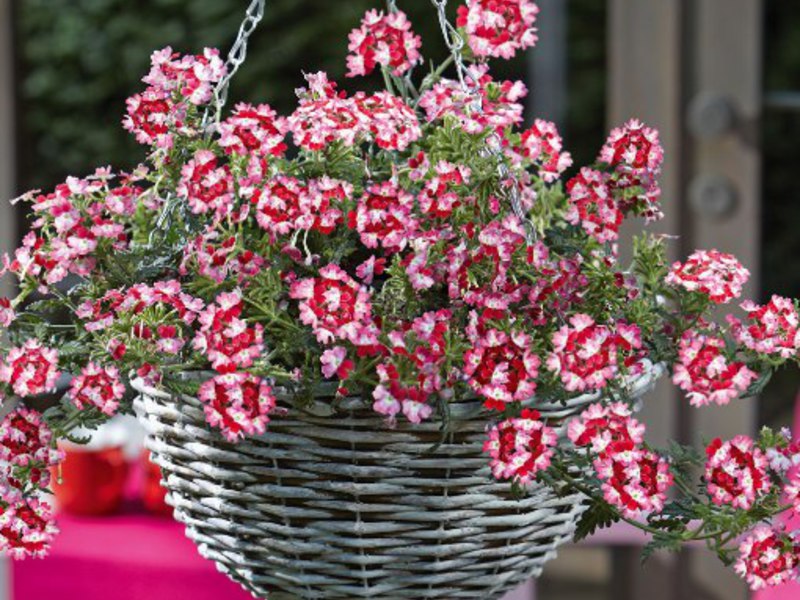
[2,1,800,591]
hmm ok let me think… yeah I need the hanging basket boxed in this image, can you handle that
[132,363,663,600]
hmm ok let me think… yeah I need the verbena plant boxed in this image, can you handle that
[1,0,799,590]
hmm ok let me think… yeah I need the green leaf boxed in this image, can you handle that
[641,532,682,564]
[573,496,619,543]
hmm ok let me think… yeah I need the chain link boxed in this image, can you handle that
[204,0,266,126]
[429,0,535,244]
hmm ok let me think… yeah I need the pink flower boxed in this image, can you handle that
[600,119,663,175]
[290,264,375,346]
[704,436,770,510]
[197,372,276,443]
[484,409,556,484]
[599,119,664,221]
[142,47,226,105]
[301,177,349,235]
[0,408,63,496]
[217,102,287,158]
[456,0,539,60]
[546,315,644,392]
[672,329,757,407]
[353,92,422,151]
[519,119,572,183]
[595,448,672,518]
[123,88,173,148]
[177,150,234,219]
[371,363,433,425]
[68,363,126,416]
[464,323,540,411]
[784,475,800,512]
[666,249,750,304]
[346,9,422,77]
[0,340,60,397]
[0,496,59,559]
[348,181,417,254]
[565,167,622,243]
[418,65,526,133]
[193,289,264,373]
[735,525,800,591]
[417,161,471,219]
[287,72,366,151]
[181,232,265,285]
[0,298,15,328]
[567,402,646,456]
[355,256,386,285]
[254,176,307,237]
[728,295,800,359]
[320,346,354,380]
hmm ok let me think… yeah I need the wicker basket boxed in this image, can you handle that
[132,363,663,600]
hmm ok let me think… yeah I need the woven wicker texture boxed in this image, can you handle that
[133,362,664,600]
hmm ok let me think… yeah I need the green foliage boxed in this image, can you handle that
[14,0,502,192]
[573,495,619,542]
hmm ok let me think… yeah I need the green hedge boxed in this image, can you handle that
[15,0,603,191]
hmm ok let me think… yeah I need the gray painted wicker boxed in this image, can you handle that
[132,362,664,600]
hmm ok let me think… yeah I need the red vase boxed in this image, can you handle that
[52,446,129,516]
[141,450,172,516]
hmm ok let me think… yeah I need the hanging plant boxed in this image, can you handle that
[2,0,800,596]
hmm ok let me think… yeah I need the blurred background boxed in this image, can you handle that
[0,0,798,599]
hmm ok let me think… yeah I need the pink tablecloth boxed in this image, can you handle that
[13,504,253,599]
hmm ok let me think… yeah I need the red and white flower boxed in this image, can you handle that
[735,525,800,591]
[456,0,539,60]
[595,448,672,518]
[68,363,126,416]
[418,65,526,133]
[290,264,375,346]
[599,119,663,175]
[142,46,226,105]
[0,496,59,559]
[354,92,422,151]
[519,119,572,183]
[704,436,770,510]
[0,408,63,495]
[197,372,276,442]
[254,176,307,237]
[346,9,422,77]
[464,325,540,411]
[0,340,60,397]
[0,298,15,328]
[194,289,264,373]
[728,295,800,359]
[177,150,234,219]
[565,168,622,243]
[484,409,556,484]
[547,315,643,392]
[666,249,750,304]
[672,329,757,407]
[123,88,174,149]
[320,346,354,380]
[348,181,417,254]
[567,402,646,456]
[287,72,366,151]
[218,102,287,158]
[372,363,434,425]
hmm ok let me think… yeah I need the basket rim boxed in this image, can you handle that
[131,360,666,421]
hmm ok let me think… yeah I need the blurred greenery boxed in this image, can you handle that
[763,1,800,302]
[14,0,602,191]
[758,1,800,426]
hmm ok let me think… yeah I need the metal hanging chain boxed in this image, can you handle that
[429,0,536,245]
[206,0,267,125]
